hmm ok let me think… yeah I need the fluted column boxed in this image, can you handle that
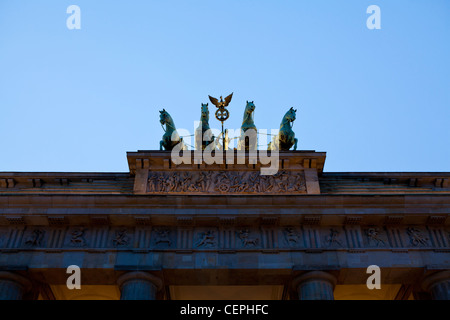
[0,272,31,300]
[117,272,163,300]
[293,271,337,300]
[422,270,450,300]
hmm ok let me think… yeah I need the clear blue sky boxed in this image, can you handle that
[0,0,449,173]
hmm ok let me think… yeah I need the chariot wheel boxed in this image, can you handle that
[218,183,230,193]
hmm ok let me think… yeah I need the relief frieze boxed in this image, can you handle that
[146,170,307,194]
[0,225,448,252]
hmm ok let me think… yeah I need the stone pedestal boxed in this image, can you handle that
[293,271,337,300]
[0,272,31,300]
[117,272,163,300]
[422,270,450,300]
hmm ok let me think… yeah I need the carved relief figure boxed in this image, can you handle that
[196,230,216,248]
[238,229,259,247]
[166,174,177,192]
[275,171,289,192]
[70,229,86,247]
[288,173,306,192]
[232,174,249,192]
[285,227,300,246]
[148,175,158,192]
[25,229,45,247]
[155,229,172,246]
[113,229,129,247]
[326,228,342,247]
[196,171,212,192]
[158,175,167,192]
[180,173,192,192]
[366,227,385,247]
[407,227,429,246]
[260,175,275,192]
[246,172,260,192]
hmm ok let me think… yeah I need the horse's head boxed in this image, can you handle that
[200,103,209,120]
[285,107,297,123]
[245,100,256,114]
[159,108,170,125]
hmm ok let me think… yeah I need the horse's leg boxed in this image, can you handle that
[180,137,185,150]
[211,135,216,150]
[293,138,298,151]
[160,140,164,151]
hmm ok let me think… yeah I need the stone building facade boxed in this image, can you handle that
[0,150,449,300]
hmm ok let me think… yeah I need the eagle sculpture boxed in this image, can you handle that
[208,93,233,109]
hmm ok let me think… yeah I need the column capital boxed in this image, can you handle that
[422,270,450,292]
[292,271,337,300]
[117,271,163,292]
[292,271,337,290]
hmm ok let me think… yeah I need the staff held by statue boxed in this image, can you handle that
[209,93,233,150]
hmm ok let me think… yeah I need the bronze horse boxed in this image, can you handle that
[159,109,185,151]
[268,107,298,151]
[237,101,257,151]
[195,103,216,150]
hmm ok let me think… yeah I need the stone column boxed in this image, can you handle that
[0,272,31,300]
[117,272,163,300]
[422,270,450,300]
[293,271,337,300]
